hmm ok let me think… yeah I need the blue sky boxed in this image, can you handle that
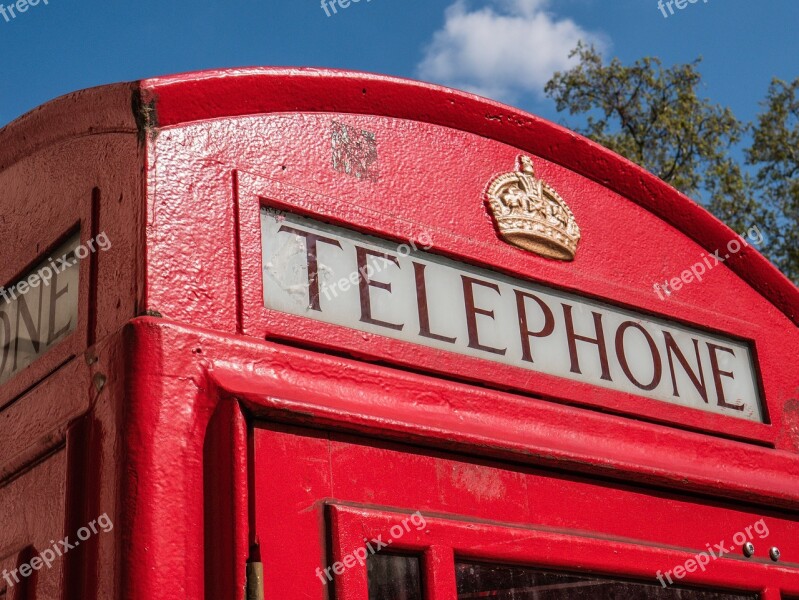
[0,0,797,129]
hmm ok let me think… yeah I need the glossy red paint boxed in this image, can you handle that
[0,68,796,600]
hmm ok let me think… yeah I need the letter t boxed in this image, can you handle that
[277,225,342,311]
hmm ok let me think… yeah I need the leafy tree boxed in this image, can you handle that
[742,78,799,282]
[544,43,798,284]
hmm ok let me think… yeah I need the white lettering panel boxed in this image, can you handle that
[261,209,763,422]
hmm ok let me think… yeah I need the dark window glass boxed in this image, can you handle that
[456,562,756,600]
[368,553,423,600]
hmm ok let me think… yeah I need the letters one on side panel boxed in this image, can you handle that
[0,234,79,385]
[261,209,764,423]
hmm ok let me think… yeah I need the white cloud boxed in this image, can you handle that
[417,0,608,103]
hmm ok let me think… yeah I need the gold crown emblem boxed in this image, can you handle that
[486,156,581,261]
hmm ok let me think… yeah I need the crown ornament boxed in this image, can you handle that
[486,155,581,261]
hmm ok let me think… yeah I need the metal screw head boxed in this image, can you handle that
[743,542,755,557]
[769,547,781,562]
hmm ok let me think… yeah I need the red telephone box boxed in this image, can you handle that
[0,68,798,600]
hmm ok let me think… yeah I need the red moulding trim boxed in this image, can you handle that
[163,319,799,510]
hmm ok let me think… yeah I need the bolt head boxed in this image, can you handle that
[769,547,781,562]
[743,542,755,557]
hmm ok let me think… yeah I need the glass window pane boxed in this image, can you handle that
[368,553,423,600]
[456,562,756,600]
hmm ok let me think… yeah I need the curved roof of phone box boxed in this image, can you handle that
[0,66,796,325]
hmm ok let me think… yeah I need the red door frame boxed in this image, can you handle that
[121,319,799,599]
[149,312,799,597]
[249,420,799,599]
[329,505,795,600]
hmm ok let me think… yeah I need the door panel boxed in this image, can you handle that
[252,425,332,598]
[253,423,799,599]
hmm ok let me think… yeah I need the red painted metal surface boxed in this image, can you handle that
[0,68,796,600]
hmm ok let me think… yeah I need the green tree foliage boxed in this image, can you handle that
[544,43,798,284]
[743,78,799,282]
